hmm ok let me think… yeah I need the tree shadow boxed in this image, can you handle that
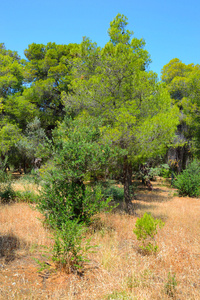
[134,202,157,211]
[136,191,172,203]
[0,234,21,263]
[137,185,170,193]
[133,201,168,222]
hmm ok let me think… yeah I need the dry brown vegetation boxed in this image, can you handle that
[0,179,199,299]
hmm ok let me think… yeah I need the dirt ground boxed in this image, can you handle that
[0,179,199,299]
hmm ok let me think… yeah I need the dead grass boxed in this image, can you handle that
[12,180,40,195]
[0,180,199,299]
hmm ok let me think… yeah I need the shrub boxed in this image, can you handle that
[37,115,113,272]
[160,164,171,178]
[133,213,164,254]
[149,164,171,180]
[103,185,124,202]
[52,220,94,273]
[0,170,11,183]
[39,171,112,229]
[0,183,16,203]
[38,115,113,226]
[148,167,161,180]
[0,156,11,183]
[174,159,200,197]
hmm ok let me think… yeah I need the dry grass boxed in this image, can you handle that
[0,180,199,299]
[12,178,40,195]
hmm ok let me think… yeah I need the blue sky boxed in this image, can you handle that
[1,0,199,78]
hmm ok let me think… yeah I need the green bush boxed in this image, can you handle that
[148,167,161,180]
[103,185,124,202]
[0,170,11,183]
[160,164,171,178]
[133,213,164,254]
[0,183,16,203]
[37,115,113,272]
[52,219,94,273]
[38,116,113,227]
[174,160,200,197]
[39,170,112,229]
[0,156,11,183]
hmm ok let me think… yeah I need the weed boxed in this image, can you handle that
[105,290,131,300]
[15,190,38,203]
[33,257,52,272]
[133,213,164,254]
[164,272,177,297]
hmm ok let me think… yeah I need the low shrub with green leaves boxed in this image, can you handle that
[0,182,16,203]
[0,156,11,183]
[103,185,124,202]
[133,213,164,254]
[160,164,171,178]
[174,159,200,197]
[148,167,161,180]
[149,164,171,180]
[37,115,113,272]
[52,219,94,273]
[0,170,11,183]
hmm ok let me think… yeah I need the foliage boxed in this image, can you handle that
[133,213,164,254]
[52,220,94,273]
[0,182,16,203]
[0,170,9,183]
[0,123,21,155]
[161,58,200,156]
[0,43,23,98]
[160,164,171,178]
[148,167,161,180]
[21,169,41,185]
[38,114,113,227]
[148,164,171,180]
[103,184,124,202]
[174,159,200,197]
[164,272,177,297]
[63,14,180,211]
[38,114,112,272]
[22,42,79,129]
[108,13,133,46]
[15,117,50,172]
[0,156,11,182]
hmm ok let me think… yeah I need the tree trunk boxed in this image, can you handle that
[123,155,134,214]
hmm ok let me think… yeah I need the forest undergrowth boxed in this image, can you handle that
[0,178,199,300]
